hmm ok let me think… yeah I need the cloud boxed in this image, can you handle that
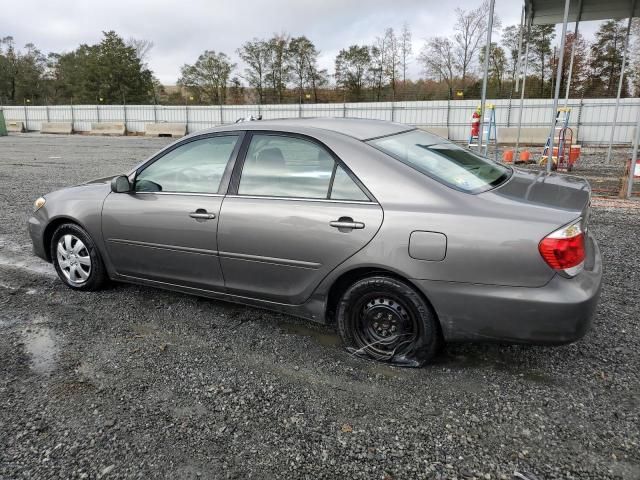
[2,0,525,84]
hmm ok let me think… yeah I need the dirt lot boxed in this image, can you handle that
[0,134,639,480]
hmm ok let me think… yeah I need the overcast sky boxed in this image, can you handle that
[2,0,604,85]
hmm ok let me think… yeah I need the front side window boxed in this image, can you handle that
[238,134,368,201]
[135,135,239,193]
[368,130,511,194]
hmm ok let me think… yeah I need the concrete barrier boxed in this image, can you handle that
[7,120,25,133]
[145,122,187,137]
[497,127,549,145]
[90,122,126,136]
[40,122,73,134]
[416,126,449,139]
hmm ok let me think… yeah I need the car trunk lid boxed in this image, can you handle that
[491,168,591,221]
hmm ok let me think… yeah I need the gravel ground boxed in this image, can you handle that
[0,133,639,480]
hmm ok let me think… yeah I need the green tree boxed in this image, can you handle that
[528,24,555,96]
[178,50,235,104]
[0,37,47,103]
[335,45,372,101]
[501,25,522,84]
[479,42,507,95]
[51,31,154,103]
[588,20,628,97]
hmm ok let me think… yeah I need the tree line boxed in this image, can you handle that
[1,2,639,106]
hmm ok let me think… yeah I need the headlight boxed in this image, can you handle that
[33,197,46,212]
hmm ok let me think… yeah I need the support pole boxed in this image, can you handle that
[626,103,640,198]
[546,0,571,174]
[606,1,636,164]
[515,6,525,93]
[514,16,532,159]
[477,0,495,154]
[564,0,583,106]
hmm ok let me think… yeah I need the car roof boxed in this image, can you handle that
[197,117,416,141]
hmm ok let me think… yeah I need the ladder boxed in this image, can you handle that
[541,108,571,168]
[468,104,497,158]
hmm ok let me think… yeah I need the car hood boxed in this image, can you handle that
[490,168,590,214]
[84,175,117,185]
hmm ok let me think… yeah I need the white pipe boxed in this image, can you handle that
[564,0,583,107]
[546,0,571,173]
[477,0,495,154]
[606,3,636,164]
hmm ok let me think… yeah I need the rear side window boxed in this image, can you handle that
[238,134,368,201]
[331,165,368,201]
[368,130,511,193]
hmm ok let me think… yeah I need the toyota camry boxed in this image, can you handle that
[28,118,602,366]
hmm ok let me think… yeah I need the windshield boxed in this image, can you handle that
[368,130,511,193]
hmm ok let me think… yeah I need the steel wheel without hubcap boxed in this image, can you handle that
[56,234,91,285]
[353,295,420,360]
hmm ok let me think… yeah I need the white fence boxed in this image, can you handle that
[3,98,640,145]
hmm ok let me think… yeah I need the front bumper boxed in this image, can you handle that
[28,213,48,261]
[412,232,603,344]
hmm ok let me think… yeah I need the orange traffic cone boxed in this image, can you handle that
[519,150,531,163]
[503,150,514,163]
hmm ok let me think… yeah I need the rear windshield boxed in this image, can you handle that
[368,130,511,193]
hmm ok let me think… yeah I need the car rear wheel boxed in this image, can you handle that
[50,223,107,291]
[336,276,441,367]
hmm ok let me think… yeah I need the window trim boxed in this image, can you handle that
[228,131,377,203]
[132,131,245,195]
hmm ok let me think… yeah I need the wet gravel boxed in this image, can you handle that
[0,133,639,479]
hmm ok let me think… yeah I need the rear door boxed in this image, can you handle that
[217,132,383,304]
[102,133,242,290]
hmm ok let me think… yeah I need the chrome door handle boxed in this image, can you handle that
[189,210,216,220]
[330,219,365,230]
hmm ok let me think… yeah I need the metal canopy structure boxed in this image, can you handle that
[498,0,638,197]
[525,0,640,24]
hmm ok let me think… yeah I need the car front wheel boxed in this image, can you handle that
[50,223,107,291]
[336,276,441,367]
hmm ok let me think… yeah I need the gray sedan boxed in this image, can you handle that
[28,118,602,366]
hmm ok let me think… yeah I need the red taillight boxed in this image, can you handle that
[539,221,585,274]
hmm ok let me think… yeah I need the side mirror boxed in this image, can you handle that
[111,175,132,193]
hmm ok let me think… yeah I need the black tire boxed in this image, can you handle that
[50,223,108,291]
[336,276,441,367]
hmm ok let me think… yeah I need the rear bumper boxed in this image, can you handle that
[412,233,603,344]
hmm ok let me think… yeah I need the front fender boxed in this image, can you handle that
[28,184,110,263]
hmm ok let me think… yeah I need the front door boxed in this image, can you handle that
[218,133,383,304]
[102,133,241,291]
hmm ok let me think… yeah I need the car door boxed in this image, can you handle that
[217,132,383,304]
[102,133,242,291]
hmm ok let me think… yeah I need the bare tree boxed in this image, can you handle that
[237,39,270,104]
[287,36,327,103]
[400,23,412,85]
[383,28,400,97]
[453,0,500,88]
[127,38,154,65]
[419,37,456,96]
[266,33,290,103]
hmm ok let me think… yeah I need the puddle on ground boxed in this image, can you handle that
[0,251,56,277]
[436,351,561,385]
[23,326,59,375]
[278,321,341,348]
